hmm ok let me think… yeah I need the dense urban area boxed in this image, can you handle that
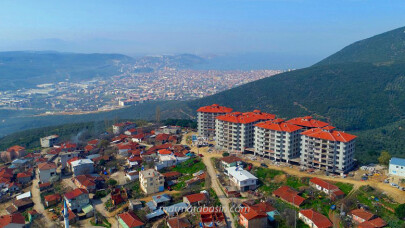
[0,104,404,228]
[0,68,281,115]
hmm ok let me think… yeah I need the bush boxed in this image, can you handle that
[395,204,405,220]
[222,152,230,157]
[107,179,118,187]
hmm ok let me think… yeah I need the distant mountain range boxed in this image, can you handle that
[1,26,405,163]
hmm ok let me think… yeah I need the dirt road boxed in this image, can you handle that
[31,170,55,227]
[201,154,236,228]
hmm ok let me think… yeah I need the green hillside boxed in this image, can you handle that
[316,26,405,66]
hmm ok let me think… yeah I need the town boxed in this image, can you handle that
[0,69,281,115]
[0,104,404,228]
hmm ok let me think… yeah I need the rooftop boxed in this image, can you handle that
[197,104,233,113]
[226,167,258,182]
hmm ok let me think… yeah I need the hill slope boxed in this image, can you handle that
[316,26,405,66]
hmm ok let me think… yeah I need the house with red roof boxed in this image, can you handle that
[16,171,32,184]
[183,192,207,206]
[118,211,144,228]
[350,208,386,227]
[44,194,61,207]
[162,171,181,181]
[38,162,57,183]
[1,145,26,162]
[299,209,333,228]
[64,188,89,212]
[199,207,226,228]
[254,119,303,162]
[167,217,192,228]
[220,155,243,169]
[73,174,105,192]
[0,213,26,227]
[309,178,345,200]
[272,186,305,207]
[215,110,275,151]
[300,126,357,174]
[197,104,233,138]
[239,202,277,228]
[113,122,136,135]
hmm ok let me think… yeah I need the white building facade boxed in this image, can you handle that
[215,110,275,152]
[389,157,405,178]
[197,104,233,138]
[254,119,303,162]
[300,126,356,174]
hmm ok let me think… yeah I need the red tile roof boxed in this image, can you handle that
[158,149,173,155]
[118,211,144,228]
[84,145,95,152]
[286,116,329,128]
[88,139,99,145]
[240,202,276,220]
[0,213,25,227]
[7,145,25,152]
[162,171,181,178]
[17,172,31,178]
[67,157,80,165]
[299,209,333,228]
[220,156,243,164]
[38,162,57,170]
[44,194,61,203]
[301,127,356,143]
[156,133,170,141]
[216,110,275,124]
[200,207,226,228]
[350,208,375,221]
[197,104,233,113]
[358,217,387,228]
[273,186,305,206]
[310,178,344,195]
[184,193,207,204]
[167,217,192,228]
[64,188,88,200]
[255,120,303,132]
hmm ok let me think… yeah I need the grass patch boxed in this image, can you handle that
[254,167,284,180]
[172,158,205,174]
[333,182,353,195]
[286,176,308,189]
[209,188,221,207]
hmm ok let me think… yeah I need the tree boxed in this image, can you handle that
[107,179,118,187]
[222,152,230,157]
[395,204,405,220]
[378,151,391,166]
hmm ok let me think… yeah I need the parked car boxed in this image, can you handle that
[390,183,398,187]
[260,163,268,168]
[198,154,204,157]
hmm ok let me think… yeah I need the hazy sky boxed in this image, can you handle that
[0,0,404,61]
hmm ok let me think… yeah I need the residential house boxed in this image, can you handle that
[226,167,258,192]
[118,211,144,228]
[1,146,26,162]
[113,122,137,135]
[40,135,59,148]
[200,207,226,228]
[6,198,34,214]
[73,174,104,193]
[64,188,90,213]
[146,194,171,211]
[70,159,94,176]
[350,208,386,227]
[59,151,80,169]
[16,172,32,185]
[163,202,189,216]
[126,171,139,182]
[220,156,243,169]
[309,178,345,200]
[167,217,192,228]
[239,202,277,228]
[38,162,57,183]
[272,186,305,207]
[44,194,61,207]
[183,192,208,206]
[389,157,405,178]
[162,171,181,181]
[0,213,26,228]
[299,209,333,228]
[139,169,165,195]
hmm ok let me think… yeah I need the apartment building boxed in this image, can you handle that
[286,116,329,131]
[215,110,275,152]
[254,119,303,162]
[197,104,233,138]
[300,126,356,174]
[139,169,165,195]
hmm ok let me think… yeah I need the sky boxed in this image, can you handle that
[0,0,404,67]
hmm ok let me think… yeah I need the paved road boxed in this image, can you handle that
[201,154,236,228]
[31,170,55,227]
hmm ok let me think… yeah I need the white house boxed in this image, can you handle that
[155,155,189,170]
[59,151,80,169]
[225,166,258,192]
[70,159,94,176]
[299,209,332,228]
[64,188,90,213]
[389,157,405,178]
[126,171,139,182]
[38,162,57,183]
